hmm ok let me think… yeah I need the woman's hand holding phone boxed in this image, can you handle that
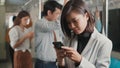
[53,42,65,66]
[61,46,82,64]
[53,42,82,66]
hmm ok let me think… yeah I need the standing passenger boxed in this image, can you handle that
[95,7,102,33]
[35,1,62,68]
[55,0,112,68]
[9,10,34,68]
[6,16,16,68]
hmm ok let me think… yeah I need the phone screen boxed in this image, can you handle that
[53,42,64,49]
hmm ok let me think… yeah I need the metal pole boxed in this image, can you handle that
[39,0,41,19]
[102,0,109,37]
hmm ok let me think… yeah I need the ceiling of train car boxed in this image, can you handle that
[5,0,38,12]
[2,0,120,12]
[84,0,120,10]
[4,0,30,12]
[109,0,120,8]
[5,0,30,5]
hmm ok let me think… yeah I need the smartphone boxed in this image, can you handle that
[53,42,64,49]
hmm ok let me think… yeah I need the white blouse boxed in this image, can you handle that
[9,26,31,52]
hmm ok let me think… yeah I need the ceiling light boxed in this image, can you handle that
[0,0,5,5]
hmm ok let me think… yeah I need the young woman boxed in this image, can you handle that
[55,0,112,68]
[9,11,34,68]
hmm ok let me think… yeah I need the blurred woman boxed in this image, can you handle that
[9,10,34,68]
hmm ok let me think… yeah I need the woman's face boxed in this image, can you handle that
[66,11,89,34]
[20,16,30,27]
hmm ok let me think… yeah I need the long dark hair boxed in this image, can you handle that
[14,10,30,26]
[61,0,95,39]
